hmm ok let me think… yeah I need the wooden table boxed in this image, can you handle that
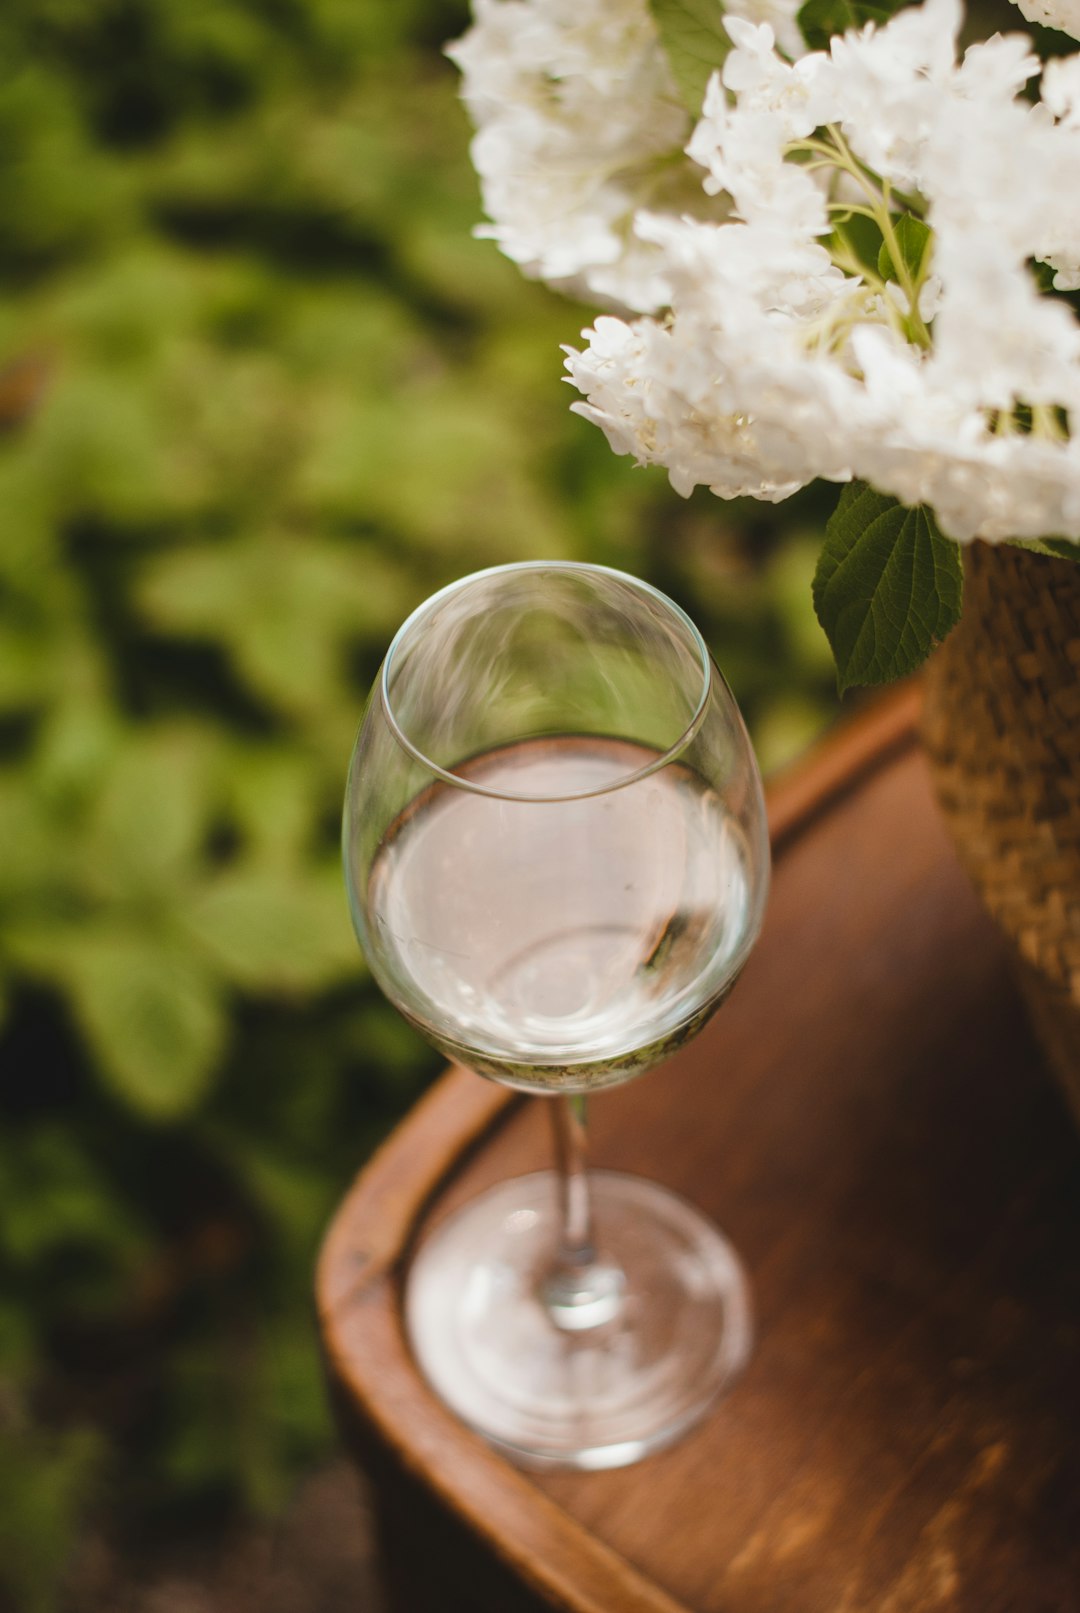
[317,690,1080,1613]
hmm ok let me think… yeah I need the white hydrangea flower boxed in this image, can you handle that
[1033,58,1080,287]
[723,0,808,63]
[1042,53,1080,126]
[562,0,1080,545]
[1009,0,1080,41]
[446,0,696,312]
[565,210,881,501]
[452,0,1080,548]
[687,25,836,234]
[821,0,966,189]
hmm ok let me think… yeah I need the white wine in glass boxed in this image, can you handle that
[343,562,769,1469]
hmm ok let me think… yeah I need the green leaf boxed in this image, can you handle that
[0,775,71,901]
[797,0,858,49]
[181,865,359,995]
[32,697,121,809]
[216,1136,332,1251]
[1030,258,1059,295]
[812,483,963,693]
[223,743,318,862]
[86,724,214,895]
[0,1126,147,1269]
[798,0,910,50]
[62,931,227,1120]
[878,213,932,286]
[136,534,412,715]
[828,212,884,279]
[0,1419,102,1613]
[648,0,732,114]
[1010,536,1080,564]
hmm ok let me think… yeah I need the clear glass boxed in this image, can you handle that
[343,561,770,1469]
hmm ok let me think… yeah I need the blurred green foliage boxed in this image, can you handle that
[0,0,838,1605]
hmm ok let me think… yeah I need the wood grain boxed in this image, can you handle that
[317,688,1080,1613]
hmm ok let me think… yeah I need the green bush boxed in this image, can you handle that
[0,1,837,1605]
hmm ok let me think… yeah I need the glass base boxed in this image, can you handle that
[405,1170,752,1471]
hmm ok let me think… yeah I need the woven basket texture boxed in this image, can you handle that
[921,541,1080,1125]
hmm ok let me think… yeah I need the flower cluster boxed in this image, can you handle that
[445,0,694,312]
[450,0,1080,546]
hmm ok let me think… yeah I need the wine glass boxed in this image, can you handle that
[342,561,769,1470]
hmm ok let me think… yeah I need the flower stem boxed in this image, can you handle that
[790,127,933,349]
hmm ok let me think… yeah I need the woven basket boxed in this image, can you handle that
[921,541,1080,1126]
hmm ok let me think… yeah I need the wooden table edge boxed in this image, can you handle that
[315,682,924,1613]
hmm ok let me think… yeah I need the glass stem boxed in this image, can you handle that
[552,1092,595,1267]
[542,1094,624,1331]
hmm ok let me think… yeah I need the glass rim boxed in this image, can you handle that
[378,560,714,804]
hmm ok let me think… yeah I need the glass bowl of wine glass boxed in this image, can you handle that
[342,561,769,1470]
